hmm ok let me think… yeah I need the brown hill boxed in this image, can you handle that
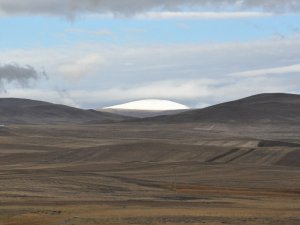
[0,98,130,124]
[141,93,300,124]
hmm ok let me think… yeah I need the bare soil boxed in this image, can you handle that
[0,123,299,225]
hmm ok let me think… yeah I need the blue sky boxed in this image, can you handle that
[1,15,300,48]
[0,0,300,108]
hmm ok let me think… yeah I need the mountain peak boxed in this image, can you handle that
[104,99,190,111]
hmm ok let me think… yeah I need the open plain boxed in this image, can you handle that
[1,0,300,222]
[0,121,299,225]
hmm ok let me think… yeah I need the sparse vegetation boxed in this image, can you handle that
[0,121,299,225]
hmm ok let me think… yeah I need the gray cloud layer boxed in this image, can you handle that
[0,0,299,17]
[0,64,42,91]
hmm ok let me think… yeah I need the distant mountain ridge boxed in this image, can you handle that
[0,98,130,124]
[140,93,300,124]
[100,99,190,118]
[99,108,189,118]
[1,93,300,125]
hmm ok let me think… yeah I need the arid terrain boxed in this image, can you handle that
[0,120,299,225]
[1,0,300,221]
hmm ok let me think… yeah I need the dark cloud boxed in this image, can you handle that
[0,63,44,91]
[0,0,299,18]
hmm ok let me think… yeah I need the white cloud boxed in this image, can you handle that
[84,79,215,101]
[0,35,300,107]
[57,53,105,79]
[2,74,298,109]
[2,35,300,81]
[136,11,273,20]
[231,64,300,77]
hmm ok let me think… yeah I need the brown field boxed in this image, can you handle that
[0,123,299,225]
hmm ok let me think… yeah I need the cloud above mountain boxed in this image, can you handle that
[0,0,299,18]
[0,34,299,107]
[0,63,44,91]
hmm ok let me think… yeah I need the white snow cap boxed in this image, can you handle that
[105,99,190,111]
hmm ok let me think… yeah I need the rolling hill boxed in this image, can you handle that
[142,93,300,124]
[0,98,130,124]
[1,93,300,125]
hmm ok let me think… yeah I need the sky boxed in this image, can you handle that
[0,0,300,109]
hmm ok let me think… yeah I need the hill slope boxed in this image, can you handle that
[0,98,130,124]
[142,93,300,124]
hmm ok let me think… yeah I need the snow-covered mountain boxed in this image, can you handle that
[104,99,190,111]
